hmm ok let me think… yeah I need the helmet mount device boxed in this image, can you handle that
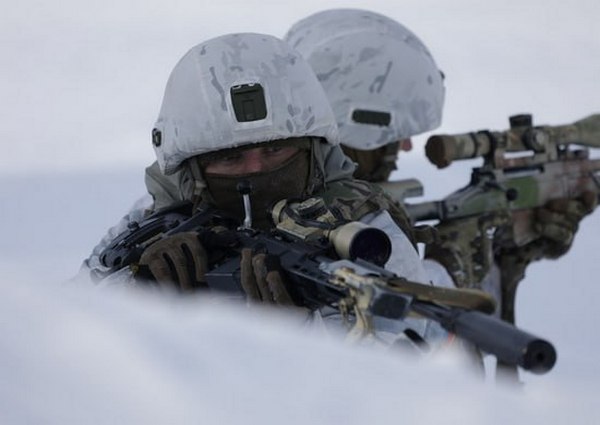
[231,83,267,122]
[351,109,392,127]
[151,33,339,175]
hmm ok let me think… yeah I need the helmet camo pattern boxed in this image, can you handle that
[152,33,339,174]
[284,9,445,150]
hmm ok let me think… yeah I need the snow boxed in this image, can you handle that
[1,0,599,423]
[1,274,598,424]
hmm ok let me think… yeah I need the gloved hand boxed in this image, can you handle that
[495,191,597,324]
[528,191,598,258]
[138,231,208,291]
[240,247,295,305]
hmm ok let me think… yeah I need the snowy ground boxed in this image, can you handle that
[2,0,599,423]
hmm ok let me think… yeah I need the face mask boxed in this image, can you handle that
[341,142,400,182]
[203,150,310,229]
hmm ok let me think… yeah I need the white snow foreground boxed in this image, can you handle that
[0,277,592,425]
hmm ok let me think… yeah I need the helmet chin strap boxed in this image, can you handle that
[306,137,324,194]
[186,157,211,210]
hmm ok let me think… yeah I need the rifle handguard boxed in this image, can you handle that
[387,278,496,314]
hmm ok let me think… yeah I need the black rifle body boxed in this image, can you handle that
[100,204,557,374]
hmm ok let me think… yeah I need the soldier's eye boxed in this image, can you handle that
[264,146,284,154]
[213,153,243,164]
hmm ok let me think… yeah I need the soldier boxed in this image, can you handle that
[283,8,458,298]
[284,8,445,183]
[81,32,454,348]
[284,8,595,303]
[283,9,597,381]
[84,10,442,278]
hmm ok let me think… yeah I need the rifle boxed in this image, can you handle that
[403,114,600,287]
[99,196,557,374]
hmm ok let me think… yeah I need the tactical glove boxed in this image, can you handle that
[495,191,597,324]
[138,231,208,291]
[529,190,598,258]
[240,247,295,305]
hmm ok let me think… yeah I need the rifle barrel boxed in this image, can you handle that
[411,302,557,374]
[556,114,600,148]
[404,201,443,222]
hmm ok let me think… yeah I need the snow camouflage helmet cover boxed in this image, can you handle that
[153,33,339,175]
[284,9,445,150]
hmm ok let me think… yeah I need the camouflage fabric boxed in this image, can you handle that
[144,162,416,246]
[494,192,597,321]
[152,33,339,175]
[144,139,416,245]
[284,9,445,151]
[425,192,597,313]
[316,178,415,246]
[145,162,191,211]
[424,213,509,288]
[341,142,399,183]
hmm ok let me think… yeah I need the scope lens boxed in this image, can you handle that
[348,228,392,266]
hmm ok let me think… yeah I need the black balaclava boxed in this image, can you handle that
[199,141,311,230]
[341,142,400,183]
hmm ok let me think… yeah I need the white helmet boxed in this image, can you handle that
[284,9,445,150]
[152,33,339,175]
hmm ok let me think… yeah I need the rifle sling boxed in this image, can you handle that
[387,278,497,314]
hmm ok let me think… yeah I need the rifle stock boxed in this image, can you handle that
[407,157,600,244]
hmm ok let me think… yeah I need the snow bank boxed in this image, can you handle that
[0,276,596,425]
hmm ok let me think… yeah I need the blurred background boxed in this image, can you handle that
[1,0,599,422]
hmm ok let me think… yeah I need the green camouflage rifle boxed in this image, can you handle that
[402,114,600,306]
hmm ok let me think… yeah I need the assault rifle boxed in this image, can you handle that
[100,195,557,374]
[404,114,600,287]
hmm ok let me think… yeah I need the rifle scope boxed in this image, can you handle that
[271,198,392,266]
[425,113,600,168]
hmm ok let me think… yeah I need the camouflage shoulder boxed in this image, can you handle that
[317,178,416,244]
[370,183,416,246]
[145,161,195,210]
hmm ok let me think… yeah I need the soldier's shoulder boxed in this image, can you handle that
[317,179,410,226]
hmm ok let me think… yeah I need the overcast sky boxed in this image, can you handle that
[2,0,599,175]
[1,2,600,422]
